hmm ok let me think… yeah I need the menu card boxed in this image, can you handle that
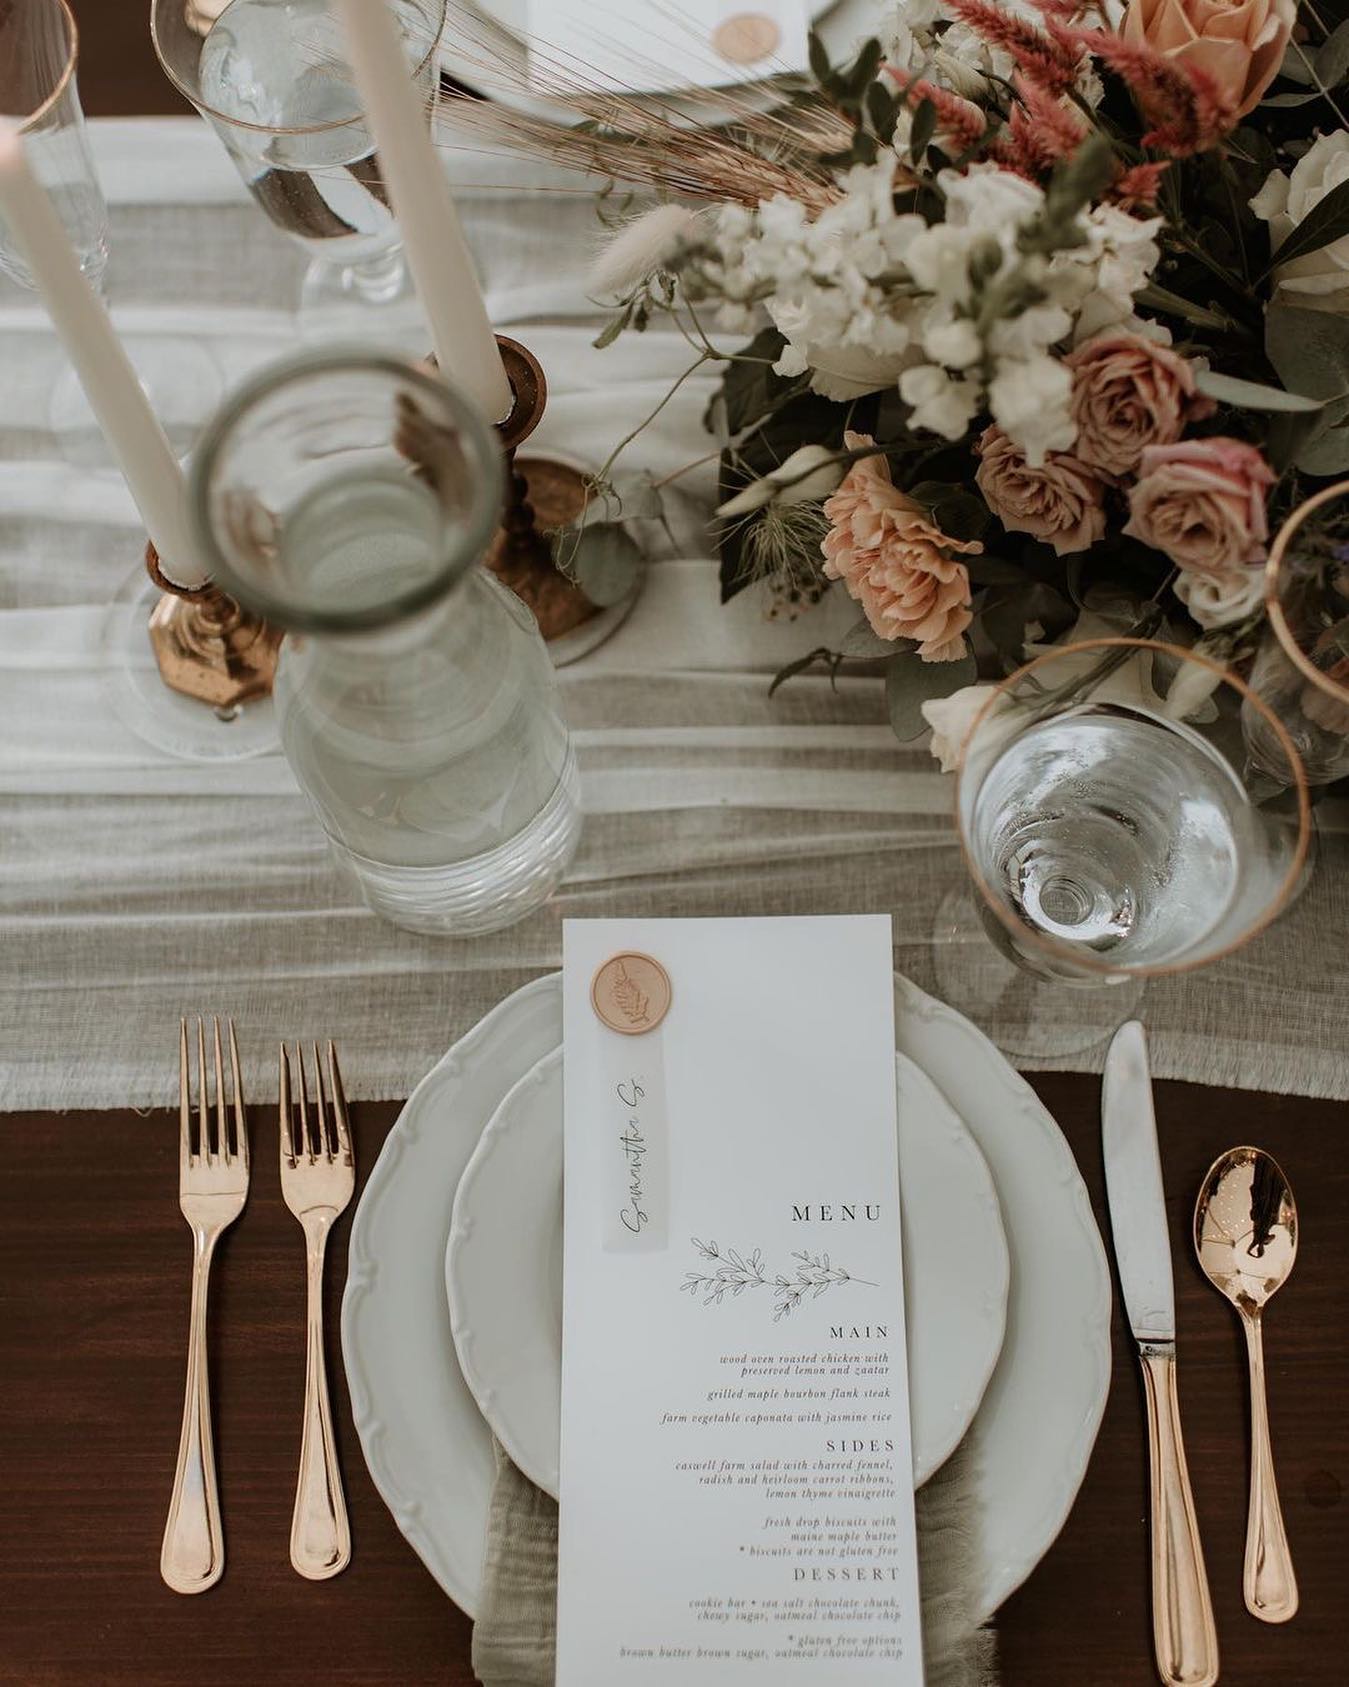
[558,917,923,1684]
[526,1,809,95]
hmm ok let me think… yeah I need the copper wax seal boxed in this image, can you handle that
[713,13,782,65]
[591,953,672,1035]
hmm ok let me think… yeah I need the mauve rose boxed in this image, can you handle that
[1124,438,1275,574]
[822,431,981,661]
[975,426,1108,557]
[1065,334,1214,477]
[1121,0,1295,119]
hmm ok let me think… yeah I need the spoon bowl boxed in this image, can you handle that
[1193,1145,1299,1625]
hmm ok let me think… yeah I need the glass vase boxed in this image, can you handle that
[189,347,582,935]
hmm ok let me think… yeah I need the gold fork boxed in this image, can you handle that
[280,1042,355,1579]
[161,1017,249,1595]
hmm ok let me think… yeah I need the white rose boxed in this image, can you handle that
[1252,131,1349,311]
[921,685,1004,772]
[1174,564,1266,630]
[988,356,1076,466]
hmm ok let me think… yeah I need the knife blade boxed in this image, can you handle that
[1102,1021,1218,1687]
[1102,1018,1174,1344]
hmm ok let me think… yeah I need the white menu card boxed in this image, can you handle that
[526,1,809,95]
[558,916,923,1685]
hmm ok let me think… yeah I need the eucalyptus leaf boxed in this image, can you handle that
[1195,370,1325,412]
[1317,18,1349,91]
[567,522,643,607]
[1260,90,1322,107]
[1277,40,1317,86]
[1136,282,1235,333]
[719,327,793,435]
[838,616,900,660]
[1266,303,1349,399]
[1260,178,1349,278]
[884,649,978,742]
[1296,423,1349,476]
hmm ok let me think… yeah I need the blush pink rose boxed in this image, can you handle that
[822,431,980,662]
[1124,437,1275,574]
[1065,334,1215,477]
[974,426,1108,557]
[1121,0,1296,120]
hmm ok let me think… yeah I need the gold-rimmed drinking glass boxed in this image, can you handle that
[940,638,1310,1056]
[1244,480,1349,787]
[0,0,107,288]
[151,0,447,337]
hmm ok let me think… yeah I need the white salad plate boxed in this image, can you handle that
[446,1042,1010,1497]
[342,972,1112,1620]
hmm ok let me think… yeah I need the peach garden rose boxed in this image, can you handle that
[974,427,1108,557]
[822,432,981,662]
[1121,0,1296,120]
[1065,334,1214,478]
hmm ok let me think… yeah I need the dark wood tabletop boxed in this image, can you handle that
[2,1076,1345,1687]
[5,9,1345,1684]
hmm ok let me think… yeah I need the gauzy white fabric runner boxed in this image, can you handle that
[2,120,1346,1112]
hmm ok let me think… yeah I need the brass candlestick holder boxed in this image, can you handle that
[143,335,594,710]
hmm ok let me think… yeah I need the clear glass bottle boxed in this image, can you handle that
[190,348,581,935]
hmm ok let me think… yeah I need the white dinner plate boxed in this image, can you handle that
[446,1043,1010,1497]
[440,0,884,124]
[342,972,1111,1619]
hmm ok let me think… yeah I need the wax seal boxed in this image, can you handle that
[712,13,781,65]
[591,952,672,1035]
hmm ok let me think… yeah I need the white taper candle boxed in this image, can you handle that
[335,0,513,422]
[0,120,208,589]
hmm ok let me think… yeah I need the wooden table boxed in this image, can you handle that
[2,1078,1345,1686]
[3,10,1342,1682]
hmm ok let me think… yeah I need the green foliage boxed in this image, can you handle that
[1259,179,1349,278]
[551,520,644,607]
[884,649,978,741]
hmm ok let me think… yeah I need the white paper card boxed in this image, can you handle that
[525,1,809,95]
[558,916,923,1685]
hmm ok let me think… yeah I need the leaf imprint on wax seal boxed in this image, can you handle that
[591,952,672,1035]
[712,13,781,65]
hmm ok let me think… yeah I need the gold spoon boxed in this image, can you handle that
[1193,1146,1299,1624]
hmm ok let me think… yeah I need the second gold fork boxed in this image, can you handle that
[280,1041,355,1580]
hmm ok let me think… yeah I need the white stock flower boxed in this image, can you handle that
[988,357,1076,465]
[589,204,703,298]
[1252,131,1349,312]
[900,364,982,439]
[922,317,982,369]
[1175,564,1266,630]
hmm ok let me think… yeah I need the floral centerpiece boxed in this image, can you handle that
[467,0,1349,762]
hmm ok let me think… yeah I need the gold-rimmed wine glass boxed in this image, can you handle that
[937,637,1311,1057]
[151,0,447,341]
[1244,479,1349,788]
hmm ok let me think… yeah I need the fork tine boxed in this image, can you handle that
[228,1019,247,1172]
[179,1018,192,1169]
[312,1041,333,1160]
[295,1042,313,1161]
[197,1016,211,1163]
[328,1042,354,1169]
[279,1042,295,1167]
[213,1018,230,1166]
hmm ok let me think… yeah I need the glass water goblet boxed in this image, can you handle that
[1244,480,1349,788]
[939,638,1310,1058]
[1,0,221,461]
[152,0,446,342]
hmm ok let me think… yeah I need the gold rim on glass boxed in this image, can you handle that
[6,0,80,135]
[952,637,1312,981]
[1264,477,1349,707]
[151,0,448,136]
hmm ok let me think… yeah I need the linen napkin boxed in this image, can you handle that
[470,1438,998,1687]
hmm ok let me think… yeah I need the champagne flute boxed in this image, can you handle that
[1,0,221,461]
[152,0,447,341]
[937,638,1310,1057]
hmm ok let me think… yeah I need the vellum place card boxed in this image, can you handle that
[526,0,809,95]
[558,916,923,1685]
